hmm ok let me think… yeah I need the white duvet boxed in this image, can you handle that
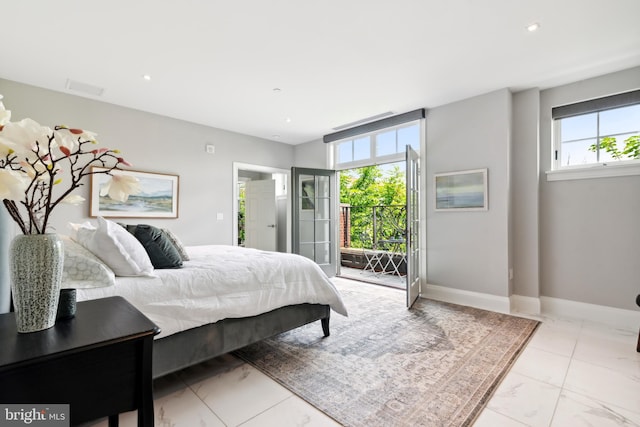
[76,245,348,338]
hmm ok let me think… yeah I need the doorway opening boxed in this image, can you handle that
[338,161,407,289]
[233,162,290,253]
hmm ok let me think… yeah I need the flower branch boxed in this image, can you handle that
[0,98,140,235]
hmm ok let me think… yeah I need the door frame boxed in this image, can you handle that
[232,162,291,252]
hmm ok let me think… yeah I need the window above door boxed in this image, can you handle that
[332,121,421,170]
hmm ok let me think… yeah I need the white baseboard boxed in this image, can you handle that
[510,295,541,315]
[422,285,639,331]
[422,284,511,314]
[540,296,640,331]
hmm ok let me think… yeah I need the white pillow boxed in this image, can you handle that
[61,236,116,288]
[74,217,154,277]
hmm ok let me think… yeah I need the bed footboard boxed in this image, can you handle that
[152,303,330,378]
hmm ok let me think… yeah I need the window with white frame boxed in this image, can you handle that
[333,121,421,169]
[552,90,640,170]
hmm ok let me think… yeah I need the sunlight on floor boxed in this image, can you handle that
[338,266,406,290]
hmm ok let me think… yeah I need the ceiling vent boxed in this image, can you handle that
[65,79,104,97]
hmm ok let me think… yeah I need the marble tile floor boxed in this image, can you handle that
[85,286,640,426]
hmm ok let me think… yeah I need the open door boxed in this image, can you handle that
[244,179,277,251]
[406,145,421,308]
[291,167,337,277]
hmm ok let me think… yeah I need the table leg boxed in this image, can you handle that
[139,337,155,427]
[108,414,119,427]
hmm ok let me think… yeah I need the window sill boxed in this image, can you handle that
[546,162,640,181]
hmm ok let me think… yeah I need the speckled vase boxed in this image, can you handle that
[10,233,64,333]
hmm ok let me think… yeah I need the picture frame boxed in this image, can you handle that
[434,168,488,211]
[90,167,179,218]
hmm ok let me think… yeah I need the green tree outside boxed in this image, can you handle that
[340,164,407,250]
[588,134,640,160]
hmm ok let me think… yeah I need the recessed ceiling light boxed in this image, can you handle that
[142,74,152,81]
[526,22,540,32]
[285,117,292,123]
[273,88,282,92]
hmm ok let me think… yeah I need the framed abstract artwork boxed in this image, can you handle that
[434,168,488,211]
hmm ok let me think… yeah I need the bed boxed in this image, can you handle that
[73,242,348,379]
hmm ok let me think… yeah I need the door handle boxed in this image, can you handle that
[267,224,276,228]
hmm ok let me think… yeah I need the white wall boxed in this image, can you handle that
[0,79,295,246]
[425,89,512,297]
[538,67,640,311]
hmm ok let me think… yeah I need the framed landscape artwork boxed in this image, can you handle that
[434,168,488,212]
[90,167,179,218]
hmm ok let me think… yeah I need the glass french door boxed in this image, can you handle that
[406,145,421,308]
[291,167,337,277]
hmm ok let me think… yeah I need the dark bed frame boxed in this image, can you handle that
[152,303,330,378]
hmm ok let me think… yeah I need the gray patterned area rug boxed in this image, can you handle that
[235,278,539,427]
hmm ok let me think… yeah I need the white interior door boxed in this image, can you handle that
[406,145,421,308]
[244,179,277,251]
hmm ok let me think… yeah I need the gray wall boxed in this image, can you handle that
[538,67,640,310]
[511,89,541,298]
[425,89,512,297]
[293,138,328,169]
[0,78,295,246]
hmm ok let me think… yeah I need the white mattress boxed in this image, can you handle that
[76,245,348,338]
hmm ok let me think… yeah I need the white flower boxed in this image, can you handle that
[0,97,134,234]
[100,174,141,202]
[0,169,28,200]
[0,139,18,158]
[0,100,11,126]
[0,118,55,157]
[61,194,85,205]
[54,126,98,150]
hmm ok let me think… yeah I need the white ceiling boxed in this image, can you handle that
[1,0,639,145]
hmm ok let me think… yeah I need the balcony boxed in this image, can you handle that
[339,204,407,276]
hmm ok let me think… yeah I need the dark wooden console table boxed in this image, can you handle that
[0,296,160,426]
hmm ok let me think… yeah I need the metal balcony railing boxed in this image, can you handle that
[340,204,406,253]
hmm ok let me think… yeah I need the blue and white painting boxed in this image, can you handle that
[435,169,487,211]
[91,168,179,218]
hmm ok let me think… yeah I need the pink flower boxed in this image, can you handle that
[117,157,133,167]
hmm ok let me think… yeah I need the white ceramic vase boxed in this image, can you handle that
[10,233,63,333]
